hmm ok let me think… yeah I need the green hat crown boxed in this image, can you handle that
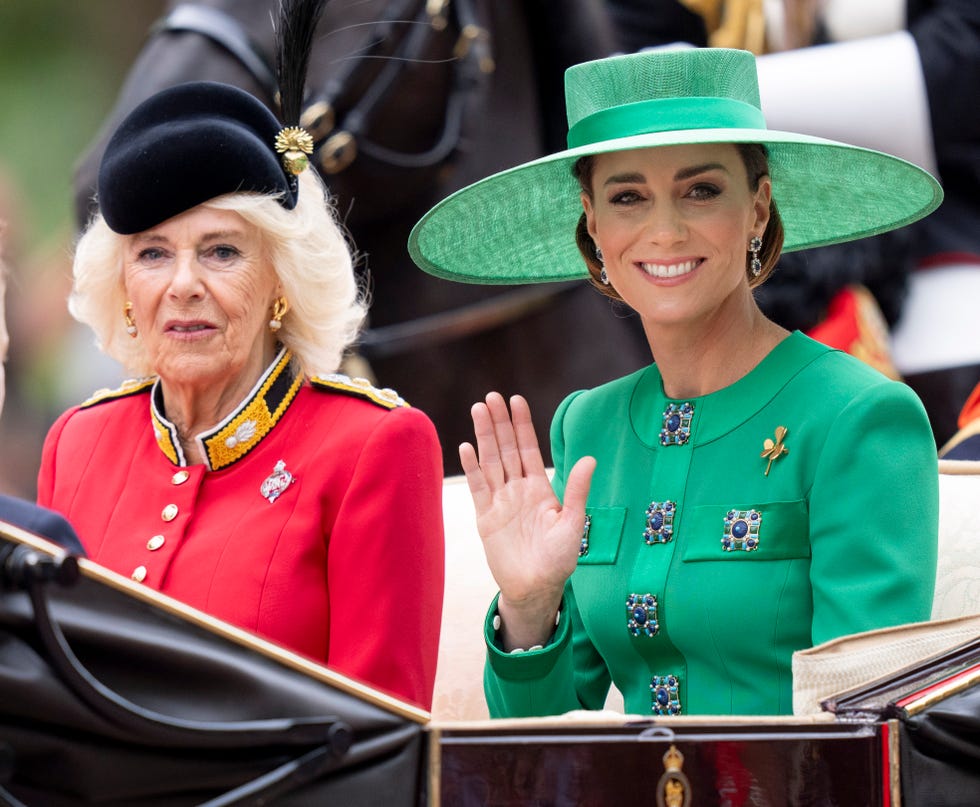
[565,48,765,148]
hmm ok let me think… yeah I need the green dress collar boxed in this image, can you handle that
[629,332,829,447]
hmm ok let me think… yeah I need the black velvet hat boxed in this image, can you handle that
[96,0,327,235]
[97,81,304,235]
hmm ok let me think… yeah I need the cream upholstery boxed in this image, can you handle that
[932,459,980,620]
[792,611,980,715]
[431,476,496,721]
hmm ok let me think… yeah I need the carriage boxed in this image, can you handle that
[16,2,974,802]
[2,458,978,805]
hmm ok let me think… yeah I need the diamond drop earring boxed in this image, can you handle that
[749,236,763,278]
[596,247,609,285]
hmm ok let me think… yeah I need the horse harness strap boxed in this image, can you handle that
[303,0,493,174]
[358,283,580,359]
[152,1,491,176]
[153,4,279,100]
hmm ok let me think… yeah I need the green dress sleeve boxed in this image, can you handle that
[808,378,938,644]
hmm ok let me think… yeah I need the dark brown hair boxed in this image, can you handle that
[573,143,785,299]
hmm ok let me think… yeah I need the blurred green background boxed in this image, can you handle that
[0,2,163,248]
[1,1,165,497]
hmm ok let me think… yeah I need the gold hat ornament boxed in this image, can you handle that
[275,126,315,175]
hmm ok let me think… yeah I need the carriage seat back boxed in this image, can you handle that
[432,475,496,721]
[932,459,980,621]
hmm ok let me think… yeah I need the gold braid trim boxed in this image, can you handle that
[202,351,303,470]
[309,373,408,409]
[80,377,156,408]
[152,405,181,465]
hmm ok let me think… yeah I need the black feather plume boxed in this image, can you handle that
[275,0,329,125]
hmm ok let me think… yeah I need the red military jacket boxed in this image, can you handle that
[37,349,445,710]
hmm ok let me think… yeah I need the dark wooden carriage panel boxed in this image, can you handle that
[427,718,897,806]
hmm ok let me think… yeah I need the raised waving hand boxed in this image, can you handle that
[459,392,595,650]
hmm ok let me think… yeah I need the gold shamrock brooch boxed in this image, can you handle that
[761,426,789,476]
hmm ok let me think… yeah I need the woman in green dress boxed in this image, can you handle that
[409,47,944,716]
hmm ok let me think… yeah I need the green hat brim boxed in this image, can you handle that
[409,128,943,285]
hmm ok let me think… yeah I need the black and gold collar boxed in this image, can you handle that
[150,348,303,470]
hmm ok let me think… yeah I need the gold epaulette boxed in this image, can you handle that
[309,373,408,409]
[80,377,156,408]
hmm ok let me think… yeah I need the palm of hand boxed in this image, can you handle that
[476,468,582,604]
[460,393,595,625]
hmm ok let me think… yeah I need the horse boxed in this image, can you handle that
[72,0,653,471]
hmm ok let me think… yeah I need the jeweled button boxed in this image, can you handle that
[132,565,147,583]
[172,470,190,485]
[162,504,179,522]
[147,535,165,551]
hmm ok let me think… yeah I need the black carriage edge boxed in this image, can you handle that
[0,519,427,807]
[823,630,980,806]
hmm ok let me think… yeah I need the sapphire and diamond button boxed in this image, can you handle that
[172,470,190,485]
[626,593,659,637]
[161,504,179,522]
[131,565,147,583]
[660,402,694,446]
[722,509,762,552]
[146,535,165,551]
[643,501,675,544]
[650,674,682,715]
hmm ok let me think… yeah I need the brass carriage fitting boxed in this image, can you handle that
[656,745,692,807]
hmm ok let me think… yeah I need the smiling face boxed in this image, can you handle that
[123,205,281,400]
[581,143,770,332]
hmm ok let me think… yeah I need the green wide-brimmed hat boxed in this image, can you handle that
[409,47,943,284]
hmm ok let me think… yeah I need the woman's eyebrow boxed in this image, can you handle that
[129,232,167,246]
[131,229,245,245]
[674,162,727,181]
[602,162,729,186]
[196,230,248,244]
[602,171,646,186]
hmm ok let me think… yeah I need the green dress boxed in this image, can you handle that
[484,332,938,716]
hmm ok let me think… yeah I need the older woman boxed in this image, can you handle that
[410,47,942,716]
[36,77,444,710]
